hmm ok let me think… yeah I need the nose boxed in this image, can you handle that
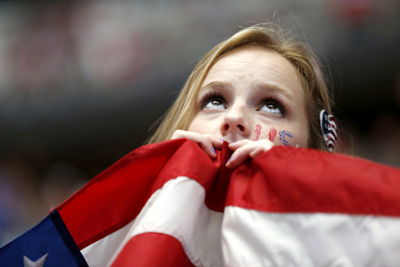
[220,104,252,138]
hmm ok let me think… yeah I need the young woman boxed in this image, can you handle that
[5,24,400,267]
[147,23,336,168]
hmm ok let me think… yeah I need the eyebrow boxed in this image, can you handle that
[200,80,296,104]
[255,81,296,104]
[199,81,231,92]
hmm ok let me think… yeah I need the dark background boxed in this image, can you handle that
[1,0,399,245]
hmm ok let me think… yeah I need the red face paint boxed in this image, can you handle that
[268,127,277,142]
[254,124,261,141]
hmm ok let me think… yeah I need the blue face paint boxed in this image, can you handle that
[279,130,293,146]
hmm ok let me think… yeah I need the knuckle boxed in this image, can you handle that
[173,129,184,136]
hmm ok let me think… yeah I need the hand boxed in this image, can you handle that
[226,139,275,169]
[171,130,223,159]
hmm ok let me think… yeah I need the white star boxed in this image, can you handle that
[23,253,48,267]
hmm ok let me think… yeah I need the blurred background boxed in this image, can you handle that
[0,0,399,245]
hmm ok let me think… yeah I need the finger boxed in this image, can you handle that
[207,135,223,150]
[249,146,265,158]
[171,130,221,158]
[226,140,274,168]
[172,131,222,148]
[228,139,252,151]
[171,130,193,140]
[226,144,255,168]
[198,141,218,158]
[197,134,223,157]
[249,140,274,158]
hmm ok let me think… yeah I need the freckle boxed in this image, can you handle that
[254,124,261,141]
[268,128,277,142]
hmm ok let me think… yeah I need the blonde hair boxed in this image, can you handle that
[147,23,334,151]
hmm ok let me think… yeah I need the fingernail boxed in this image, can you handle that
[212,147,216,155]
[226,155,234,165]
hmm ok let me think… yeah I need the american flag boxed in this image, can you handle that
[320,110,338,151]
[1,139,400,266]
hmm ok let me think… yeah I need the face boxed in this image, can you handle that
[188,46,309,147]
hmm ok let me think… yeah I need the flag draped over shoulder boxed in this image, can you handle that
[1,139,400,266]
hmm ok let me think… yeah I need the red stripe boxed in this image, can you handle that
[57,139,220,249]
[111,233,195,267]
[226,146,400,216]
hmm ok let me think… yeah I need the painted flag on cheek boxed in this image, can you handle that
[1,139,400,266]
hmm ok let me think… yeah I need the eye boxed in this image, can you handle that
[259,96,287,117]
[260,103,281,114]
[200,92,226,110]
[204,99,225,109]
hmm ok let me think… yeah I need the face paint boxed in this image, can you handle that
[279,130,294,146]
[268,128,277,142]
[254,124,262,141]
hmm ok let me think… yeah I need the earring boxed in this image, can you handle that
[320,110,337,152]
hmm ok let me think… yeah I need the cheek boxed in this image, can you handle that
[261,126,308,147]
[268,127,277,142]
[296,130,310,147]
[289,122,310,147]
[188,116,219,135]
[278,130,294,146]
[187,118,202,133]
[256,126,279,143]
[254,124,262,141]
[280,129,308,147]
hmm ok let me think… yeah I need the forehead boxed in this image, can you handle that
[201,46,305,100]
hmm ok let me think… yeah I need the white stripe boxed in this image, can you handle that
[329,127,338,138]
[83,177,224,267]
[81,219,135,266]
[222,206,400,267]
[327,133,337,142]
[329,120,337,129]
